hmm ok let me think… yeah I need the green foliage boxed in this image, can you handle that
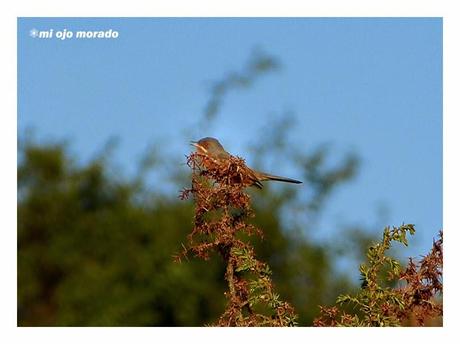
[18,141,226,325]
[329,225,416,326]
[18,138,365,326]
[314,225,443,326]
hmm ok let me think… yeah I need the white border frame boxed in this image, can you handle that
[2,1,456,343]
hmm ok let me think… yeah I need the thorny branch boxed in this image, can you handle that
[178,152,297,326]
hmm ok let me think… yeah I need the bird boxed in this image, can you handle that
[190,137,302,189]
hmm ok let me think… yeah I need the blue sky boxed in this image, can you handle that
[18,18,442,257]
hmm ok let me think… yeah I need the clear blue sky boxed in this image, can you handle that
[18,18,442,257]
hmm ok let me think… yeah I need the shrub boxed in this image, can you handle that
[314,225,443,326]
[179,152,297,326]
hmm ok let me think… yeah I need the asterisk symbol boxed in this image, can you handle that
[29,28,38,38]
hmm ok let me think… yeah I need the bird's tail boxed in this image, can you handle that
[258,172,302,184]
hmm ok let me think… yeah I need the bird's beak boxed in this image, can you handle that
[190,141,207,153]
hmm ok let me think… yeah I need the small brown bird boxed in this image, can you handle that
[191,137,302,189]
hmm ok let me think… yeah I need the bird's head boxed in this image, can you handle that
[190,137,226,157]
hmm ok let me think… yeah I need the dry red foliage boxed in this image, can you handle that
[179,152,297,326]
[313,230,443,327]
[395,231,443,326]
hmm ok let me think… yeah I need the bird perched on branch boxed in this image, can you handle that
[191,137,302,189]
